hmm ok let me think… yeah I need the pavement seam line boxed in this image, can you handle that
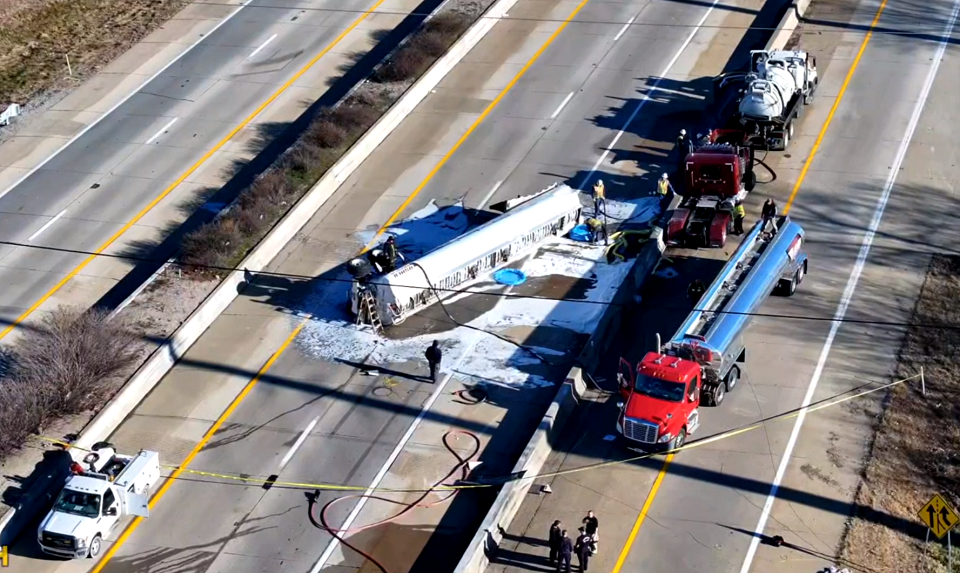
[361,0,595,253]
[739,0,960,568]
[89,322,306,573]
[781,0,888,215]
[0,0,388,342]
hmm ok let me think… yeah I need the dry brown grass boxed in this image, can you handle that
[0,307,139,461]
[840,255,960,572]
[0,0,191,104]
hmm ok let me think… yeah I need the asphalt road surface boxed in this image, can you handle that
[0,0,414,336]
[2,0,788,571]
[493,0,960,571]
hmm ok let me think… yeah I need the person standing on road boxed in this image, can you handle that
[574,527,592,572]
[733,201,746,235]
[592,180,606,217]
[557,529,573,572]
[582,510,599,554]
[548,520,563,565]
[425,340,442,383]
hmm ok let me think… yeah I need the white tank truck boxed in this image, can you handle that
[714,49,819,151]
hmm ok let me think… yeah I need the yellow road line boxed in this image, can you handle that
[611,0,890,565]
[90,323,305,572]
[362,0,595,253]
[89,0,595,567]
[783,0,889,214]
[0,0,387,342]
[611,454,674,573]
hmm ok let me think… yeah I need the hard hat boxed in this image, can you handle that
[680,129,687,136]
[661,173,668,179]
[596,179,603,186]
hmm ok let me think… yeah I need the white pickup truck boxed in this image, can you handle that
[37,443,161,559]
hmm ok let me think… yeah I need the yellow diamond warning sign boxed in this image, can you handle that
[919,494,960,539]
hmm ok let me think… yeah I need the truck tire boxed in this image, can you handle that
[725,365,741,392]
[91,441,113,451]
[88,534,102,558]
[670,427,687,451]
[706,383,725,406]
[744,169,756,192]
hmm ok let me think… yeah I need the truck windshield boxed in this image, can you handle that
[635,374,686,402]
[54,490,101,518]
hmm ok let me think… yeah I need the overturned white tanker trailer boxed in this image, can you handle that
[347,183,583,328]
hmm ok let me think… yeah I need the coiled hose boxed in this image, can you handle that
[307,430,480,573]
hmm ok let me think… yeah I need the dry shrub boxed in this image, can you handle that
[306,118,348,149]
[180,217,243,270]
[0,307,139,460]
[245,169,292,206]
[375,13,469,83]
[282,142,324,176]
[376,48,431,83]
[330,103,381,135]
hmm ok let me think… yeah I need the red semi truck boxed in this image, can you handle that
[615,215,808,451]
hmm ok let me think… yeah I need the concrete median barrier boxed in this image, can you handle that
[0,0,521,547]
[453,224,666,573]
[765,0,815,50]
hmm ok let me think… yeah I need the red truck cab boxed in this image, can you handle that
[616,353,703,451]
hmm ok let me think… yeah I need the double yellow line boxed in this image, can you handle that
[611,1,891,569]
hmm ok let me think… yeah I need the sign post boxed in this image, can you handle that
[919,493,959,571]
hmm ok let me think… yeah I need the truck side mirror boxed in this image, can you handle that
[617,402,625,409]
[105,506,117,516]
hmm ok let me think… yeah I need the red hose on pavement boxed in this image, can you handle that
[307,430,481,573]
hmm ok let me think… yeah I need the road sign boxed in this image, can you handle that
[919,494,960,539]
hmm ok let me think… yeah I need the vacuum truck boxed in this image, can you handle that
[714,49,819,151]
[615,214,808,451]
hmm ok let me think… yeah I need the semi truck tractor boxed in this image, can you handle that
[615,215,808,451]
[714,49,818,151]
[37,444,160,559]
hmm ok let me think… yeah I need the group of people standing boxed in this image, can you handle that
[548,511,600,572]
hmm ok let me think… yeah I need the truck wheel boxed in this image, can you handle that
[725,366,741,392]
[787,121,795,141]
[710,383,725,406]
[744,169,756,192]
[88,534,102,558]
[670,427,687,451]
[91,441,113,451]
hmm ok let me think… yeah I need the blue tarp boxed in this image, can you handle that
[569,224,593,242]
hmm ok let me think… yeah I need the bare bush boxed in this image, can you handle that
[180,217,244,271]
[0,308,139,461]
[330,103,382,136]
[282,142,324,176]
[306,118,348,149]
[376,48,431,83]
[246,169,292,205]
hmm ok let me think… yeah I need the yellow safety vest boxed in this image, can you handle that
[658,179,669,195]
[593,182,605,199]
[733,204,745,218]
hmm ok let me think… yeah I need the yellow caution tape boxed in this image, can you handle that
[38,373,919,493]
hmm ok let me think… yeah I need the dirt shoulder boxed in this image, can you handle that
[840,255,960,572]
[0,0,192,106]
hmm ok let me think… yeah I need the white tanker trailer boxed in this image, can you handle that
[714,49,818,151]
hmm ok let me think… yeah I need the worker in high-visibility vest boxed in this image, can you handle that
[592,180,606,216]
[657,173,674,196]
[732,201,746,235]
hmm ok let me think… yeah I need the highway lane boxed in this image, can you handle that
[489,0,960,572]
[0,0,782,572]
[0,0,413,338]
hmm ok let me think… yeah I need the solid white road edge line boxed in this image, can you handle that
[312,2,720,568]
[614,16,636,41]
[145,117,179,145]
[578,0,720,191]
[28,209,67,242]
[550,92,575,119]
[479,180,504,207]
[250,33,278,59]
[737,1,960,571]
[0,1,252,202]
[280,416,319,469]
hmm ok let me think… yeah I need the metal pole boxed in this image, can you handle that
[66,54,72,76]
[655,332,661,354]
[949,530,953,573]
[921,365,926,396]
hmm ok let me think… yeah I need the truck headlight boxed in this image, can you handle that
[75,537,86,549]
[658,433,674,444]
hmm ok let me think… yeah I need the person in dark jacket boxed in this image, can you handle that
[383,236,402,271]
[761,199,778,234]
[557,530,573,572]
[425,340,442,383]
[574,527,592,572]
[548,520,563,565]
